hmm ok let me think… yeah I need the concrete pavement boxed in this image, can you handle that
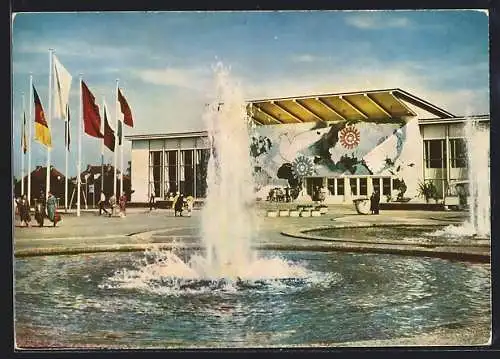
[13,204,490,262]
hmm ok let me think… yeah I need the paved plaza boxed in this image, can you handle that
[14,203,489,262]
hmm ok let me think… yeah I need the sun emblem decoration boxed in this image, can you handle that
[339,125,361,149]
[292,155,314,178]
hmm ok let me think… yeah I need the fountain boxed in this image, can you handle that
[13,68,491,348]
[102,64,315,287]
[464,120,490,237]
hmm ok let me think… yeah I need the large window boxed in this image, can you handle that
[424,139,446,169]
[327,178,335,195]
[165,150,177,197]
[372,178,381,193]
[196,149,210,198]
[359,178,367,196]
[149,151,162,197]
[336,178,345,195]
[180,150,194,196]
[450,138,467,168]
[349,178,358,196]
[382,178,391,196]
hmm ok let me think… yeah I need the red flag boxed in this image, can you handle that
[81,81,103,138]
[103,104,115,152]
[118,88,133,127]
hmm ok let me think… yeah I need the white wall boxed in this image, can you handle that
[131,140,149,202]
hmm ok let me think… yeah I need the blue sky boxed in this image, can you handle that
[11,10,489,179]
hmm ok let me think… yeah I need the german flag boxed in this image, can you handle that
[33,85,51,147]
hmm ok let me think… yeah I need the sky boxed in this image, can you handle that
[11,10,489,179]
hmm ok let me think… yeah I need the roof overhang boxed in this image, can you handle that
[125,130,208,141]
[418,114,489,125]
[247,88,454,125]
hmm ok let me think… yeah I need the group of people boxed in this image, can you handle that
[268,187,292,202]
[312,186,328,204]
[15,191,60,227]
[98,191,128,217]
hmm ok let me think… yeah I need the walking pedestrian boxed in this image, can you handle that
[46,192,60,227]
[370,190,380,215]
[174,193,185,217]
[99,191,110,216]
[148,183,156,211]
[19,194,31,227]
[35,190,46,227]
[119,192,127,217]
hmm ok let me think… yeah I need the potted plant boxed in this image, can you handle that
[417,181,437,203]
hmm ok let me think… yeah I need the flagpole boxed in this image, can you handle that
[65,108,68,211]
[113,79,118,199]
[101,96,105,196]
[77,74,82,217]
[21,92,25,196]
[46,48,54,201]
[28,74,33,205]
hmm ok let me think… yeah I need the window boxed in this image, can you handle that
[327,178,336,195]
[149,151,163,197]
[336,178,345,195]
[359,178,367,195]
[180,150,194,196]
[382,177,391,196]
[195,149,210,198]
[450,138,467,168]
[349,178,358,196]
[372,178,381,193]
[164,150,177,197]
[424,139,446,169]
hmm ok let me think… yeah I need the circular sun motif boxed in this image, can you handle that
[339,125,361,149]
[292,155,314,178]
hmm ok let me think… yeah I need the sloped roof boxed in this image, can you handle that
[247,88,454,125]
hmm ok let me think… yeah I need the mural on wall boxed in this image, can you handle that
[250,118,423,199]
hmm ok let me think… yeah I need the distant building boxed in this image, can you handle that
[70,163,132,207]
[126,88,490,204]
[14,166,68,204]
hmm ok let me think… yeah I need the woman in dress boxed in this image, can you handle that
[46,192,59,227]
[119,192,127,217]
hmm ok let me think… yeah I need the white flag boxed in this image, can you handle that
[53,54,73,120]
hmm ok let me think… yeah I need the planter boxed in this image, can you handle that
[289,210,300,217]
[279,210,290,217]
[267,211,278,218]
[353,198,371,215]
[300,210,311,217]
[317,206,328,214]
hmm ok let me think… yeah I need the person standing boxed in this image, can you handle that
[374,190,381,215]
[148,183,156,211]
[370,190,380,215]
[19,194,31,227]
[35,190,46,227]
[119,192,127,217]
[99,191,110,216]
[46,192,59,227]
[174,193,185,217]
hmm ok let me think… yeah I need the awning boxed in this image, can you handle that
[247,88,454,125]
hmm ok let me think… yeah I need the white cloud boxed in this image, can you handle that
[131,66,213,92]
[291,54,324,63]
[239,62,488,116]
[13,39,136,60]
[345,13,412,29]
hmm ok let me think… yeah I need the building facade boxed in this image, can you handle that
[126,89,489,204]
